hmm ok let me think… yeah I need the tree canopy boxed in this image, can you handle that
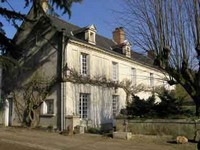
[118,0,200,116]
[0,0,82,63]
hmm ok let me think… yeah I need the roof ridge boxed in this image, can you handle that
[48,15,114,41]
[96,34,114,42]
[48,15,153,66]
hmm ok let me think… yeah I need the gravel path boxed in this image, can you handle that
[0,127,197,150]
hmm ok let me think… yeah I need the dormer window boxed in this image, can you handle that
[72,24,97,45]
[86,25,97,45]
[122,40,131,58]
[89,31,95,44]
[125,46,131,57]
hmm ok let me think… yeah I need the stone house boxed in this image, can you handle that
[2,5,172,130]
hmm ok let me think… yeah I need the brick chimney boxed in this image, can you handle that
[41,0,49,13]
[113,27,125,45]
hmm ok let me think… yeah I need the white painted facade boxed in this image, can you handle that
[64,39,167,126]
[6,9,173,128]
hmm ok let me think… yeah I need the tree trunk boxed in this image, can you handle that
[195,96,200,118]
[196,104,200,118]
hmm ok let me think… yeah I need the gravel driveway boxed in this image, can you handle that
[0,127,197,150]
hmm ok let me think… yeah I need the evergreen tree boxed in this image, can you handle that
[0,0,82,66]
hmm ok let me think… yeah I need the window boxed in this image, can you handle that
[46,100,54,114]
[87,25,96,44]
[80,53,89,76]
[112,95,119,117]
[131,68,136,85]
[126,47,130,56]
[41,99,54,115]
[89,31,95,44]
[150,73,154,87]
[112,62,118,81]
[79,93,89,119]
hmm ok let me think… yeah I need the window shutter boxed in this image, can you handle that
[80,53,83,74]
[87,54,89,75]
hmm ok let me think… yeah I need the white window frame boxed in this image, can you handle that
[79,93,89,119]
[112,62,118,81]
[150,73,154,87]
[89,31,96,44]
[126,47,130,57]
[131,68,136,86]
[41,99,54,115]
[80,53,89,76]
[112,95,119,117]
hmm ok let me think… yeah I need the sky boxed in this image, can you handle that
[1,0,123,40]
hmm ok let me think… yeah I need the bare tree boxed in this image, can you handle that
[118,0,200,116]
[11,73,56,127]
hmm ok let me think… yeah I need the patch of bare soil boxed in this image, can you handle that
[0,140,40,150]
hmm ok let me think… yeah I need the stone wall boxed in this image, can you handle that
[116,119,199,139]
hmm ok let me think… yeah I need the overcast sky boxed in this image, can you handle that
[1,0,123,39]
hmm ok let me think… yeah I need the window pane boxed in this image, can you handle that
[46,100,54,114]
[79,93,89,119]
[112,95,118,117]
[81,53,88,75]
[112,62,118,81]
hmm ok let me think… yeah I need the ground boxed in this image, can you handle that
[0,127,197,150]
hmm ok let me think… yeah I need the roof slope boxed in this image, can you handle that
[48,16,154,67]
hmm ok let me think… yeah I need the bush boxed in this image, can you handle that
[87,127,101,134]
[126,95,156,118]
[155,90,184,118]
[47,125,54,132]
[124,89,193,119]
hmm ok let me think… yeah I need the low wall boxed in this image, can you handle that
[39,115,58,128]
[116,119,200,139]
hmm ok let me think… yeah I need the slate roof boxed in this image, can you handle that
[48,15,154,67]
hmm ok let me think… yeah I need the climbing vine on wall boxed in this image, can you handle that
[11,73,56,127]
[63,65,145,103]
[8,64,145,128]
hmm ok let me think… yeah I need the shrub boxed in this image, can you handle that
[155,90,184,118]
[47,125,54,132]
[87,127,101,134]
[124,89,192,119]
[126,95,157,118]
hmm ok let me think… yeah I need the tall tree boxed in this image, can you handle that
[0,0,82,63]
[118,0,200,116]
